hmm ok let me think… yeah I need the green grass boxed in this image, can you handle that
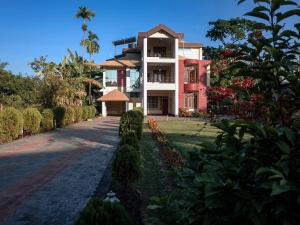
[158,120,219,157]
[137,124,173,225]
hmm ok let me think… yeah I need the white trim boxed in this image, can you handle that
[143,37,148,116]
[174,38,179,116]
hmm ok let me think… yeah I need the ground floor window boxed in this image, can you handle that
[148,96,159,109]
[184,93,198,109]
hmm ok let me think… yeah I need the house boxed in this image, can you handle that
[98,24,211,116]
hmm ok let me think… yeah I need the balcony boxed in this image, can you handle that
[184,83,201,92]
[147,73,176,90]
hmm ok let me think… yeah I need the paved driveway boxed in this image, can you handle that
[0,117,120,225]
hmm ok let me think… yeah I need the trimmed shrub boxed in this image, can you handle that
[22,108,42,134]
[120,131,139,151]
[75,198,134,225]
[54,106,66,127]
[41,109,54,131]
[0,107,23,143]
[74,107,83,123]
[82,106,89,121]
[112,144,143,186]
[65,106,75,125]
[119,110,143,139]
[89,105,97,118]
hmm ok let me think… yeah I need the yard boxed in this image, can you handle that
[157,119,219,157]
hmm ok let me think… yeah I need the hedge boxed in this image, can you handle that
[75,198,133,225]
[112,144,143,186]
[0,107,23,143]
[41,109,54,131]
[22,108,42,134]
[119,110,143,139]
[120,131,139,151]
[74,107,83,123]
[82,106,89,121]
[65,106,75,125]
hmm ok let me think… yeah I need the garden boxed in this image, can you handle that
[74,0,300,224]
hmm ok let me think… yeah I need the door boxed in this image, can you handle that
[162,98,168,115]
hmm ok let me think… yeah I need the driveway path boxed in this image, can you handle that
[0,117,120,225]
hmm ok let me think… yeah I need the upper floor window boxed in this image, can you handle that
[153,47,167,57]
[106,70,118,86]
[184,65,198,83]
[128,69,140,89]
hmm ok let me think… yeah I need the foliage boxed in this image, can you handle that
[82,106,89,121]
[22,108,42,134]
[41,108,54,131]
[0,107,23,143]
[53,106,66,127]
[87,105,97,119]
[74,107,83,122]
[119,110,143,139]
[153,118,300,225]
[112,144,143,186]
[75,198,134,225]
[148,118,185,167]
[120,131,139,151]
[65,106,75,125]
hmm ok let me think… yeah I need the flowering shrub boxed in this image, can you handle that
[148,118,184,167]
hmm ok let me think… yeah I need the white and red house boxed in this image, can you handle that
[99,24,211,116]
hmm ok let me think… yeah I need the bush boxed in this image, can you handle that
[41,108,54,131]
[0,107,23,143]
[155,119,300,225]
[119,110,143,139]
[74,107,83,123]
[75,198,133,225]
[54,106,66,127]
[113,144,143,186]
[120,131,139,151]
[22,108,42,134]
[64,106,75,125]
[88,105,97,118]
[82,106,89,121]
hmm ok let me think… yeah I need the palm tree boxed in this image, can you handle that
[84,31,100,104]
[75,6,96,60]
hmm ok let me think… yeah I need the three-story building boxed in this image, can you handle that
[99,24,210,116]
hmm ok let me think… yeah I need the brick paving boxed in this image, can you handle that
[0,117,120,225]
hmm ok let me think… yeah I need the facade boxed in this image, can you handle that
[99,24,210,116]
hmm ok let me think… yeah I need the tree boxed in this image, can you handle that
[75,6,96,60]
[83,31,100,104]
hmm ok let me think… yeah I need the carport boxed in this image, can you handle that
[98,89,129,116]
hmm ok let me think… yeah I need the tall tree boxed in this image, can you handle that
[84,31,100,104]
[75,6,96,60]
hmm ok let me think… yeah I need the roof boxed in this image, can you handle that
[138,24,184,40]
[179,42,203,48]
[99,58,141,69]
[98,89,129,102]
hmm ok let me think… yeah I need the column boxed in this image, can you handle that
[102,102,107,117]
[174,38,179,116]
[143,37,148,116]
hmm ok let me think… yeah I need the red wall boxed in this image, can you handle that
[178,60,210,112]
[117,69,126,90]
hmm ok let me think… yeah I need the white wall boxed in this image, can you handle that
[178,47,202,60]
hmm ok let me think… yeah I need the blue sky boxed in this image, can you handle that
[0,0,255,75]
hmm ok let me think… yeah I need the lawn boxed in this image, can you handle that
[137,124,173,225]
[157,120,219,157]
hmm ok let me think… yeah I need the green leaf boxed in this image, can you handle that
[271,182,290,196]
[282,127,295,144]
[254,0,271,4]
[245,11,270,21]
[253,5,269,12]
[147,204,162,210]
[277,9,300,23]
[281,0,298,6]
[276,140,290,154]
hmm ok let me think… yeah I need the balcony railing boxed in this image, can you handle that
[147,74,175,83]
[147,53,174,58]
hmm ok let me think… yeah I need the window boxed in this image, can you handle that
[130,92,140,98]
[184,66,198,83]
[153,47,166,57]
[184,93,198,109]
[148,70,172,83]
[106,70,117,86]
[148,96,159,109]
[128,69,140,89]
